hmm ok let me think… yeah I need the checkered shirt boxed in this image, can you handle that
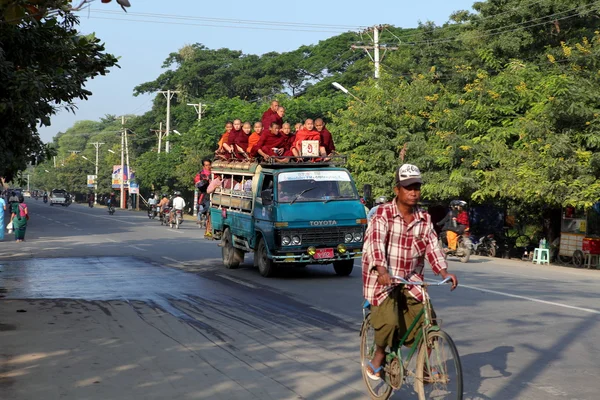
[362,200,448,305]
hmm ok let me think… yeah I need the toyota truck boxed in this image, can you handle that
[209,158,367,277]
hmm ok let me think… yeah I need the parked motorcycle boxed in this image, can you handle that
[439,233,472,263]
[473,234,498,257]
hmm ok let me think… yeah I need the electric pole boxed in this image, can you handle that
[89,142,104,204]
[150,122,165,153]
[158,90,181,153]
[351,25,398,79]
[187,102,206,120]
[120,115,126,209]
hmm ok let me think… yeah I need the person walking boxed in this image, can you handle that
[362,164,458,379]
[0,195,6,241]
[11,195,29,242]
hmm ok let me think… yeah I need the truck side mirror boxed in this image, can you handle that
[261,189,273,205]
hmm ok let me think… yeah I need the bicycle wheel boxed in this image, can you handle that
[360,314,393,399]
[416,330,463,400]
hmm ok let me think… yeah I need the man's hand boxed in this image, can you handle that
[375,266,391,286]
[440,269,458,291]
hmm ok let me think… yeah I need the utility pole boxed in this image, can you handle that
[351,25,398,79]
[120,115,126,209]
[27,174,30,192]
[124,127,131,209]
[158,90,180,153]
[187,102,205,120]
[150,122,165,153]
[90,142,104,204]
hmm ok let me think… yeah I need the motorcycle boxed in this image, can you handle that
[43,196,48,204]
[170,209,183,229]
[88,200,94,208]
[159,207,170,226]
[439,232,472,263]
[473,234,498,257]
[148,205,158,219]
[107,204,115,215]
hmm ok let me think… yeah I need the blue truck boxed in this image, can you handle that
[210,159,367,277]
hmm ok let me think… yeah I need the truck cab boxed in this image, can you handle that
[210,159,367,277]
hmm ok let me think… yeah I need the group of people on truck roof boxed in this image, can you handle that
[215,100,336,162]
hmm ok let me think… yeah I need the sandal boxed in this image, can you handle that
[365,361,383,381]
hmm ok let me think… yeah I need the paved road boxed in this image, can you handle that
[1,200,600,399]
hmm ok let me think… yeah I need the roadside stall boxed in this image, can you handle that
[558,203,600,268]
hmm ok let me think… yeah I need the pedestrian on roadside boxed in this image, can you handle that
[11,195,29,243]
[0,195,6,241]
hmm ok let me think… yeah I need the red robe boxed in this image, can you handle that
[319,128,335,154]
[255,132,288,157]
[293,129,321,151]
[261,109,283,130]
[235,133,250,155]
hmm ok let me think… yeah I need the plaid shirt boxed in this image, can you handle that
[362,200,447,305]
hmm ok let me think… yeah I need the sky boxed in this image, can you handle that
[38,0,477,143]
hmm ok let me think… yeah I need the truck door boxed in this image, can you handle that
[254,174,274,246]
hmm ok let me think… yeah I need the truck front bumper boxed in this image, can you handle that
[271,251,362,263]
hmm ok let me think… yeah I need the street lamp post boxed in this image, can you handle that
[332,82,367,105]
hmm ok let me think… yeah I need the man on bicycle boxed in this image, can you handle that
[362,164,458,380]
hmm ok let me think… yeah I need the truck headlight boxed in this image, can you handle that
[292,235,301,245]
[282,236,291,246]
[353,232,363,242]
[344,233,353,243]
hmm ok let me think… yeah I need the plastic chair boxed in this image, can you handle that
[532,248,550,265]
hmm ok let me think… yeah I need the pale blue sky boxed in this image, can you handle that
[39,0,476,143]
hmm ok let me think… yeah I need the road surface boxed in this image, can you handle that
[1,200,599,399]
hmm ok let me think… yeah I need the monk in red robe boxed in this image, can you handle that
[233,122,252,159]
[216,121,233,157]
[255,122,288,162]
[224,119,243,158]
[292,119,326,158]
[315,118,336,155]
[280,123,295,156]
[247,121,263,153]
[261,100,281,130]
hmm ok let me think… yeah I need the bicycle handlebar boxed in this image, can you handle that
[388,275,452,286]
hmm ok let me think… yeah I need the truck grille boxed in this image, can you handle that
[277,227,362,246]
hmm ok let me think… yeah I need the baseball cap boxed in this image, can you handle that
[395,164,423,187]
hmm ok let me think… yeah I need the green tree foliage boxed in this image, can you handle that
[0,0,118,181]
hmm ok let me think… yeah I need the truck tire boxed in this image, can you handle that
[222,228,243,269]
[257,238,276,277]
[333,260,354,276]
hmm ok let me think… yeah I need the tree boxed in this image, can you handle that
[0,0,118,181]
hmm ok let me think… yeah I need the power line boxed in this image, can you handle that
[88,9,368,30]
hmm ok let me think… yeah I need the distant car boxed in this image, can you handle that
[50,189,68,206]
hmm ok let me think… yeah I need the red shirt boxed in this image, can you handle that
[261,109,283,130]
[362,201,447,305]
[235,132,250,153]
[255,132,287,157]
[456,211,469,228]
[319,128,335,154]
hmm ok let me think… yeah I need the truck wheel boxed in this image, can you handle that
[222,228,243,269]
[333,260,354,276]
[257,238,275,277]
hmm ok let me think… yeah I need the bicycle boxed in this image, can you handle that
[360,276,463,400]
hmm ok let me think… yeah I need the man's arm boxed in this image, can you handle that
[363,213,392,286]
[424,221,458,290]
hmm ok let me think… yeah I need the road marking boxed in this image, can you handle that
[106,238,117,243]
[460,283,600,315]
[216,274,258,289]
[129,245,145,251]
[162,256,182,264]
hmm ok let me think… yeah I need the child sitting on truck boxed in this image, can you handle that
[291,119,327,158]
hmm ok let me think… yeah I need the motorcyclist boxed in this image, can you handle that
[158,193,170,220]
[42,192,48,202]
[107,192,117,210]
[88,193,95,206]
[437,200,469,252]
[367,196,388,222]
[170,191,186,224]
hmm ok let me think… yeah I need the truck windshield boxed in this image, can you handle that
[277,170,359,203]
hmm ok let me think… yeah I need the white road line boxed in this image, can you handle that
[162,256,182,264]
[129,245,145,251]
[460,283,600,315]
[216,274,258,289]
[106,238,118,243]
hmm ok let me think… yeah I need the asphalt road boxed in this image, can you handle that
[1,200,600,399]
